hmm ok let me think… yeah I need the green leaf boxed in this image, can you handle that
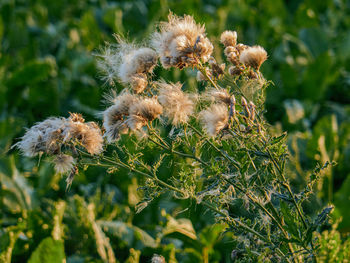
[98,220,157,248]
[270,133,287,145]
[299,28,328,59]
[0,227,21,263]
[28,237,65,263]
[163,216,197,240]
[6,58,56,87]
[333,175,350,230]
[199,224,226,247]
[280,201,300,241]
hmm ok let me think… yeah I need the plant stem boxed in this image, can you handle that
[147,125,208,166]
[187,124,240,169]
[265,147,307,229]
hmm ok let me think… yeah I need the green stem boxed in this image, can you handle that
[265,147,307,229]
[187,124,240,169]
[147,127,208,166]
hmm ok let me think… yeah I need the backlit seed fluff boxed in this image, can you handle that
[157,81,194,125]
[53,154,75,174]
[239,45,267,70]
[64,115,104,155]
[15,113,104,157]
[130,73,148,93]
[127,98,163,130]
[118,46,158,84]
[14,118,67,157]
[220,31,237,47]
[151,13,213,68]
[96,39,158,89]
[200,104,229,136]
[205,89,232,105]
[103,92,137,142]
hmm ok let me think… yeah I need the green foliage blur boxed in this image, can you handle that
[1,0,350,262]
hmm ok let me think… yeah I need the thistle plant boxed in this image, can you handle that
[15,13,332,262]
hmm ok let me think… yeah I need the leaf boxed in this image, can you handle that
[52,201,66,241]
[98,220,157,248]
[333,175,350,230]
[87,204,116,263]
[270,133,287,145]
[6,58,56,88]
[124,248,141,263]
[28,237,65,263]
[299,28,328,59]
[0,227,21,263]
[163,216,197,240]
[0,156,37,212]
[301,52,335,101]
[280,201,300,241]
[199,224,226,247]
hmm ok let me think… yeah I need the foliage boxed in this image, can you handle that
[1,0,350,262]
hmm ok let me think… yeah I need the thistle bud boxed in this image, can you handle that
[241,97,251,119]
[249,101,256,121]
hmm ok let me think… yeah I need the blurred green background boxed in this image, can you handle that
[1,0,350,262]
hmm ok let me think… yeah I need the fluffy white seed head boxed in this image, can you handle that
[54,154,76,174]
[130,73,148,93]
[96,38,158,89]
[157,81,194,125]
[103,91,137,142]
[239,45,267,70]
[64,116,104,155]
[200,104,228,136]
[15,113,104,157]
[220,31,237,47]
[205,89,232,105]
[15,117,67,157]
[127,98,163,130]
[151,13,213,68]
[118,47,158,84]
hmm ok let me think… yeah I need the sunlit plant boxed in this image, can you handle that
[15,13,332,262]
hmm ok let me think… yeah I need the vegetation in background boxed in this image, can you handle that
[1,0,350,262]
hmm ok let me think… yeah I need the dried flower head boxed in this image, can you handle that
[223,42,248,66]
[213,65,226,77]
[220,31,237,47]
[96,38,158,90]
[205,88,232,105]
[228,65,244,76]
[53,154,76,174]
[157,81,194,125]
[239,45,267,70]
[103,91,137,142]
[151,13,213,68]
[127,98,163,130]
[64,113,104,155]
[130,73,148,93]
[14,117,67,157]
[200,104,228,136]
[118,46,158,83]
